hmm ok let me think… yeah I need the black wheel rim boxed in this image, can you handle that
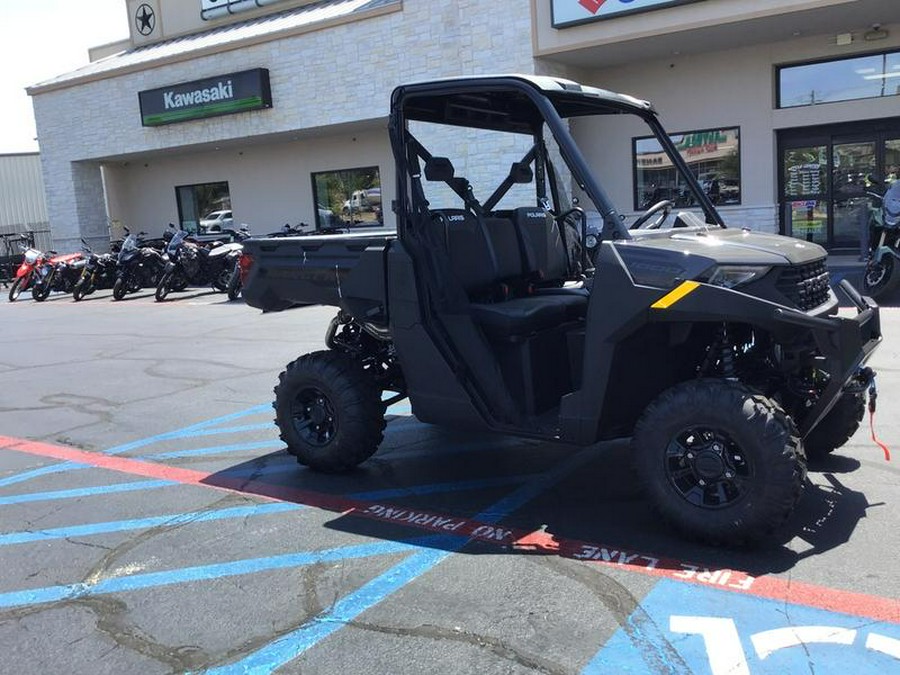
[664,426,752,509]
[864,259,890,289]
[291,386,337,447]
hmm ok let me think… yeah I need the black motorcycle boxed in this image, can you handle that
[31,251,86,301]
[72,239,118,301]
[222,225,251,301]
[155,228,238,301]
[112,229,166,301]
[862,180,900,298]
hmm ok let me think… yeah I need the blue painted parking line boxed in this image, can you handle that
[149,440,282,460]
[0,479,175,506]
[0,461,89,488]
[583,578,900,674]
[205,535,457,675]
[209,446,597,673]
[0,502,303,546]
[0,540,416,610]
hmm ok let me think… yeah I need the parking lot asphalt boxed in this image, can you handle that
[0,283,898,674]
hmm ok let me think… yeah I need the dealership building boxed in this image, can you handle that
[28,0,900,254]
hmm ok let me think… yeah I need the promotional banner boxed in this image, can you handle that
[552,0,703,28]
[138,69,272,127]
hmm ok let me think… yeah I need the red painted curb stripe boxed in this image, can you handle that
[2,435,898,624]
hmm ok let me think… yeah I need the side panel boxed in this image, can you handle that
[241,233,393,312]
[386,242,490,431]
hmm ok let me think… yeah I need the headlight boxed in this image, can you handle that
[703,265,771,289]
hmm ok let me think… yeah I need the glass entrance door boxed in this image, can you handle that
[779,121,900,252]
[832,139,876,254]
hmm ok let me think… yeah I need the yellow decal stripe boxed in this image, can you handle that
[651,281,700,309]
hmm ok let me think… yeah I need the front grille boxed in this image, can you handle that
[776,260,831,311]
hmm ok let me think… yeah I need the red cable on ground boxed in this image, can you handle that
[869,410,891,461]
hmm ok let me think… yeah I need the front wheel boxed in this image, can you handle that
[862,255,900,298]
[8,276,27,302]
[72,277,91,301]
[274,350,385,473]
[155,271,172,302]
[112,277,127,301]
[226,265,242,301]
[632,379,806,546]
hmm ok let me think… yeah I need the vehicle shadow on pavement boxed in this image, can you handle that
[197,419,876,581]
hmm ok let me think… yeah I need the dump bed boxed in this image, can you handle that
[241,230,396,314]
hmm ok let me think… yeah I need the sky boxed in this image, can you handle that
[0,0,129,154]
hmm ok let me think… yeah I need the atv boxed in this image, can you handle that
[240,75,882,545]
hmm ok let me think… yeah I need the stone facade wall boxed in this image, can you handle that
[31,0,542,249]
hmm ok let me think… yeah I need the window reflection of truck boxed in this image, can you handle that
[341,188,381,214]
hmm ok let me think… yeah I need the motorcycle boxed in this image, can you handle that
[112,229,166,301]
[7,243,47,302]
[862,179,900,298]
[223,225,252,301]
[155,227,237,302]
[31,250,86,301]
[72,238,118,301]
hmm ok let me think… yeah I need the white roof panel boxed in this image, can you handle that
[29,0,398,93]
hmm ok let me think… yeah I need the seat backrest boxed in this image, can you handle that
[513,207,569,284]
[432,209,524,298]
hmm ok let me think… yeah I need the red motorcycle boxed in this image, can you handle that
[7,246,48,302]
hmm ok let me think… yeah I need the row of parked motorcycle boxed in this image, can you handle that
[7,223,251,304]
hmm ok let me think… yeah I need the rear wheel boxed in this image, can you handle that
[804,392,866,462]
[632,379,806,546]
[274,350,385,473]
[112,277,127,301]
[31,279,51,302]
[213,268,231,292]
[862,255,900,298]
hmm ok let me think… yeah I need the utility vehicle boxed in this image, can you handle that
[240,75,882,545]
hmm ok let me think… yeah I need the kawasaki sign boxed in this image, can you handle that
[552,0,704,28]
[138,68,272,127]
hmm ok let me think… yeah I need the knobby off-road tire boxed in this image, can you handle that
[226,267,241,301]
[274,350,385,473]
[632,379,806,546]
[112,277,127,301]
[8,276,26,302]
[804,392,865,462]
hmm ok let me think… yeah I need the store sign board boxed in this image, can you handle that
[552,0,704,28]
[200,0,288,21]
[138,69,272,127]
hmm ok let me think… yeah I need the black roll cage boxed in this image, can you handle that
[389,76,724,243]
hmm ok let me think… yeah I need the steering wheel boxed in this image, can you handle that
[631,200,674,230]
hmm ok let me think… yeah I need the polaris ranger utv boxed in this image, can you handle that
[241,75,882,545]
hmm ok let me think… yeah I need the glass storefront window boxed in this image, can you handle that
[778,50,900,108]
[175,181,231,234]
[633,127,740,210]
[311,166,382,229]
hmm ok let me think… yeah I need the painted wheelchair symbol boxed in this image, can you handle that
[672,616,900,674]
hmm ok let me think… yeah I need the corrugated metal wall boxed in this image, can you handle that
[0,153,52,253]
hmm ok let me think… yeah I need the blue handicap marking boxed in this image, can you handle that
[585,578,900,674]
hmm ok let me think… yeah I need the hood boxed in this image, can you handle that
[615,228,826,288]
[622,228,825,266]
